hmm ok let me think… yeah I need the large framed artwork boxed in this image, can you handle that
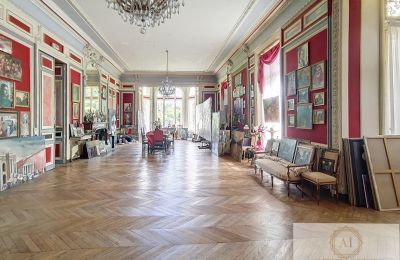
[20,111,30,137]
[72,102,79,120]
[41,71,55,129]
[124,103,132,112]
[311,61,325,90]
[124,112,132,125]
[0,111,18,138]
[288,114,295,128]
[294,144,315,165]
[297,66,311,89]
[0,51,22,81]
[0,79,15,108]
[15,90,29,107]
[286,71,296,96]
[72,84,80,103]
[0,36,12,54]
[297,42,309,69]
[263,96,279,123]
[296,103,312,129]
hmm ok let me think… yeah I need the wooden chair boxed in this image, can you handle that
[149,129,166,153]
[140,128,149,153]
[301,149,340,205]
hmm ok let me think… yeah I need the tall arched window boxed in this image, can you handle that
[156,87,183,127]
[187,87,197,131]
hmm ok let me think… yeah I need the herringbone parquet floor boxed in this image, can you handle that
[0,141,399,259]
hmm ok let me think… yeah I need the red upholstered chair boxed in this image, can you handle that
[149,129,166,153]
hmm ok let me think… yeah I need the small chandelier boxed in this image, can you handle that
[106,0,185,34]
[159,50,176,97]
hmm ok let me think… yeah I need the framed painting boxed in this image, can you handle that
[297,88,309,104]
[313,92,325,106]
[297,66,311,89]
[20,111,30,137]
[296,103,312,129]
[15,90,29,107]
[263,96,279,123]
[124,112,132,125]
[320,158,335,174]
[313,109,325,124]
[277,138,298,163]
[288,114,295,128]
[101,86,107,99]
[0,79,15,108]
[287,98,295,111]
[72,84,80,102]
[294,144,315,165]
[0,111,18,138]
[0,35,12,54]
[0,51,22,81]
[124,103,132,112]
[286,71,296,96]
[41,71,55,129]
[311,61,325,90]
[72,102,79,120]
[297,42,309,69]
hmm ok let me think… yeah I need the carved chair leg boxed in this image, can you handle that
[317,183,320,205]
[260,170,263,183]
[335,182,339,202]
[287,182,290,197]
[301,178,304,198]
[271,175,274,187]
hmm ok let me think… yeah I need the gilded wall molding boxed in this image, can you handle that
[331,0,342,150]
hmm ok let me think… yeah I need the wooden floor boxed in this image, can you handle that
[0,141,399,259]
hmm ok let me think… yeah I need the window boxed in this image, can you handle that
[383,1,400,134]
[142,87,152,131]
[187,87,197,131]
[262,48,281,139]
[84,86,99,113]
[156,87,183,127]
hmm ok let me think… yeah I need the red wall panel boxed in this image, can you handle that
[45,147,52,163]
[285,29,328,144]
[348,0,361,137]
[43,34,64,53]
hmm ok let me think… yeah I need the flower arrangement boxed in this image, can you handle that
[153,119,161,129]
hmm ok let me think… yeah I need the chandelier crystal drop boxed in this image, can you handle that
[159,50,176,97]
[106,0,185,34]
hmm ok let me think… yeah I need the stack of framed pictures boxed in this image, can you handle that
[285,42,326,129]
[0,36,31,139]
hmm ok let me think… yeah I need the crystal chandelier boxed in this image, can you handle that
[159,50,176,97]
[106,0,185,34]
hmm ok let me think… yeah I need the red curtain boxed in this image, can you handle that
[258,43,280,94]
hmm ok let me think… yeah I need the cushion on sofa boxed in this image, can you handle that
[255,158,304,181]
[302,171,336,184]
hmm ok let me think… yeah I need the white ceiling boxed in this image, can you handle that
[66,0,276,73]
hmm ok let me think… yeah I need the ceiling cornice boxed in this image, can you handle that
[213,0,289,74]
[38,0,127,73]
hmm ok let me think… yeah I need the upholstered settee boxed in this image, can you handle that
[254,138,315,197]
